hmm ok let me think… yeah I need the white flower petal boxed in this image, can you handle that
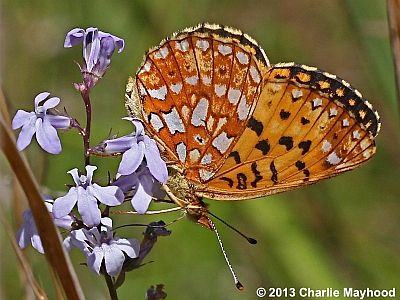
[43,97,60,110]
[64,28,85,48]
[87,247,104,275]
[12,110,35,129]
[144,136,168,183]
[89,184,124,206]
[131,181,152,214]
[53,187,78,218]
[117,142,145,175]
[113,238,140,258]
[103,243,125,276]
[85,165,97,184]
[34,92,50,107]
[35,118,62,154]
[77,188,101,227]
[67,168,80,186]
[16,121,37,151]
[31,235,44,254]
[46,115,71,129]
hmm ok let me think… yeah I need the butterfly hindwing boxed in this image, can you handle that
[200,64,380,200]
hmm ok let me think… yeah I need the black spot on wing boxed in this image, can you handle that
[270,161,278,184]
[279,136,294,151]
[250,162,263,188]
[236,173,247,190]
[298,140,312,155]
[220,177,233,188]
[247,116,263,136]
[295,160,305,170]
[303,169,310,181]
[280,109,291,120]
[255,139,270,155]
[300,117,310,125]
[228,151,241,164]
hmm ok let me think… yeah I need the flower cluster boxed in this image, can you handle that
[64,217,139,276]
[13,26,170,293]
[64,27,124,89]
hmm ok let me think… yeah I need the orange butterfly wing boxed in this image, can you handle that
[199,63,379,200]
[126,24,380,201]
[127,24,270,181]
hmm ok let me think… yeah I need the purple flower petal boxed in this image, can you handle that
[16,210,44,253]
[113,36,124,53]
[53,214,73,229]
[85,165,97,184]
[96,36,116,73]
[112,173,137,193]
[88,246,104,275]
[104,135,135,153]
[103,243,125,276]
[31,234,44,254]
[89,184,124,206]
[63,236,73,251]
[34,92,50,107]
[42,97,61,110]
[67,229,90,255]
[98,31,125,53]
[67,168,80,186]
[118,141,145,175]
[83,27,101,72]
[12,110,35,129]
[131,179,153,214]
[35,118,62,154]
[16,121,37,151]
[140,173,156,195]
[46,115,71,129]
[16,226,29,248]
[16,212,32,249]
[64,28,85,48]
[77,187,101,227]
[53,187,78,218]
[132,119,144,136]
[113,238,140,258]
[101,217,113,229]
[144,136,168,183]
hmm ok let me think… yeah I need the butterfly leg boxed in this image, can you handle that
[161,183,188,208]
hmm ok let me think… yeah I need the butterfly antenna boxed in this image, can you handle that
[208,211,257,245]
[209,219,244,291]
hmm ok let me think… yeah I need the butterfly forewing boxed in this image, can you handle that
[127,24,380,202]
[130,24,270,183]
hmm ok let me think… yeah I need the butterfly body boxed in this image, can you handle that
[126,23,380,227]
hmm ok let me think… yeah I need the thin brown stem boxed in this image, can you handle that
[81,89,92,165]
[104,274,118,300]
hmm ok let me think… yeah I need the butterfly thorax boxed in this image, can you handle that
[165,165,213,229]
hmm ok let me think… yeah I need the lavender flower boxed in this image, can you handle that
[12,92,71,154]
[64,27,124,87]
[102,118,168,183]
[53,165,124,227]
[16,197,73,254]
[113,168,166,214]
[64,217,139,276]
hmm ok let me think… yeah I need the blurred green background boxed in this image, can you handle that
[1,0,399,299]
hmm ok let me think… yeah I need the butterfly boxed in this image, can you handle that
[125,23,380,230]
